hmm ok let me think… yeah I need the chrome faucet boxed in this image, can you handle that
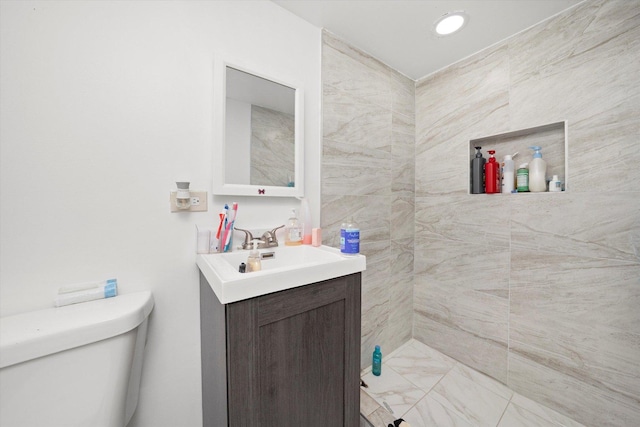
[235,225,284,250]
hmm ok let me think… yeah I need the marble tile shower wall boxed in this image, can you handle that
[321,31,415,368]
[250,105,294,186]
[413,1,640,426]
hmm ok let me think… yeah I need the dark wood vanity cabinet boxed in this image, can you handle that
[200,272,361,427]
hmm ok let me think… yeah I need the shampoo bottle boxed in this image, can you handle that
[485,150,499,194]
[471,146,486,194]
[372,345,382,376]
[501,154,515,193]
[528,146,547,192]
[285,209,302,246]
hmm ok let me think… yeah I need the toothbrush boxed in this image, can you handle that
[223,202,238,252]
[215,212,225,240]
[217,204,229,252]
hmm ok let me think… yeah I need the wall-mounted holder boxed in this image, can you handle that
[170,182,208,212]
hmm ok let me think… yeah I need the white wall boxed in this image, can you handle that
[0,1,321,426]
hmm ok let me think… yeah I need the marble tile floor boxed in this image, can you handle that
[360,339,585,427]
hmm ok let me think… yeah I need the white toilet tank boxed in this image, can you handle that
[0,291,154,427]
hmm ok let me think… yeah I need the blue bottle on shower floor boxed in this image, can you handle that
[372,345,382,376]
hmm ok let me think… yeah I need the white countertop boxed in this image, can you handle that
[197,245,366,304]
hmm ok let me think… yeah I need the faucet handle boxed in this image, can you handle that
[263,225,284,247]
[269,225,285,236]
[234,227,254,249]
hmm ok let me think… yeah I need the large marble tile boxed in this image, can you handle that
[322,85,391,151]
[509,1,640,131]
[415,44,510,143]
[415,195,511,249]
[414,278,508,347]
[363,407,396,427]
[323,31,393,95]
[361,365,426,417]
[509,325,640,420]
[403,395,474,427]
[360,240,392,368]
[412,313,508,384]
[322,138,391,196]
[498,402,562,427]
[508,352,640,427]
[387,240,414,351]
[391,140,414,196]
[322,34,391,109]
[568,98,640,193]
[390,193,414,239]
[320,195,390,247]
[392,110,415,136]
[510,192,640,263]
[414,236,510,300]
[385,341,456,392]
[430,363,510,426]
[509,393,586,427]
[360,388,382,417]
[390,75,414,120]
[452,363,512,401]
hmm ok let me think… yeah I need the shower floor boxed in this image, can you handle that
[359,339,585,427]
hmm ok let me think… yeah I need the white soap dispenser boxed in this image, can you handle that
[285,209,302,246]
[246,240,261,272]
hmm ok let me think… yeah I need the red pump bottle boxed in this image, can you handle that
[485,150,500,194]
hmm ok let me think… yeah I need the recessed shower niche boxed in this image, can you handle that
[469,121,568,194]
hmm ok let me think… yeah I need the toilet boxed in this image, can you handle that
[0,291,154,427]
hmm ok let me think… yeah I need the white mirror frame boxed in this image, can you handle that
[213,56,304,197]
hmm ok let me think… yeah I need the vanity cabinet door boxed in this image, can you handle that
[226,273,361,427]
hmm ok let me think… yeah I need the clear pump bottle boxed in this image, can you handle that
[246,240,261,272]
[285,209,302,246]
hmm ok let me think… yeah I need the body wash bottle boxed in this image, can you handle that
[285,209,302,246]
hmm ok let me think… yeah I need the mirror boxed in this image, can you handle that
[213,57,304,197]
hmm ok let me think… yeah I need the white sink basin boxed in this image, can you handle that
[197,245,366,304]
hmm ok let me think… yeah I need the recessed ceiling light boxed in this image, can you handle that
[434,11,468,36]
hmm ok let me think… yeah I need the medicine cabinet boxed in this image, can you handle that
[469,121,568,194]
[213,56,304,197]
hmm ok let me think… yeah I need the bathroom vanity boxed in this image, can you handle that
[197,245,365,426]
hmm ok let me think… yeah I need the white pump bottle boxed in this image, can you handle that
[528,146,547,192]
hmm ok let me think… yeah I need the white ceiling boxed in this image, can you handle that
[272,0,584,80]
